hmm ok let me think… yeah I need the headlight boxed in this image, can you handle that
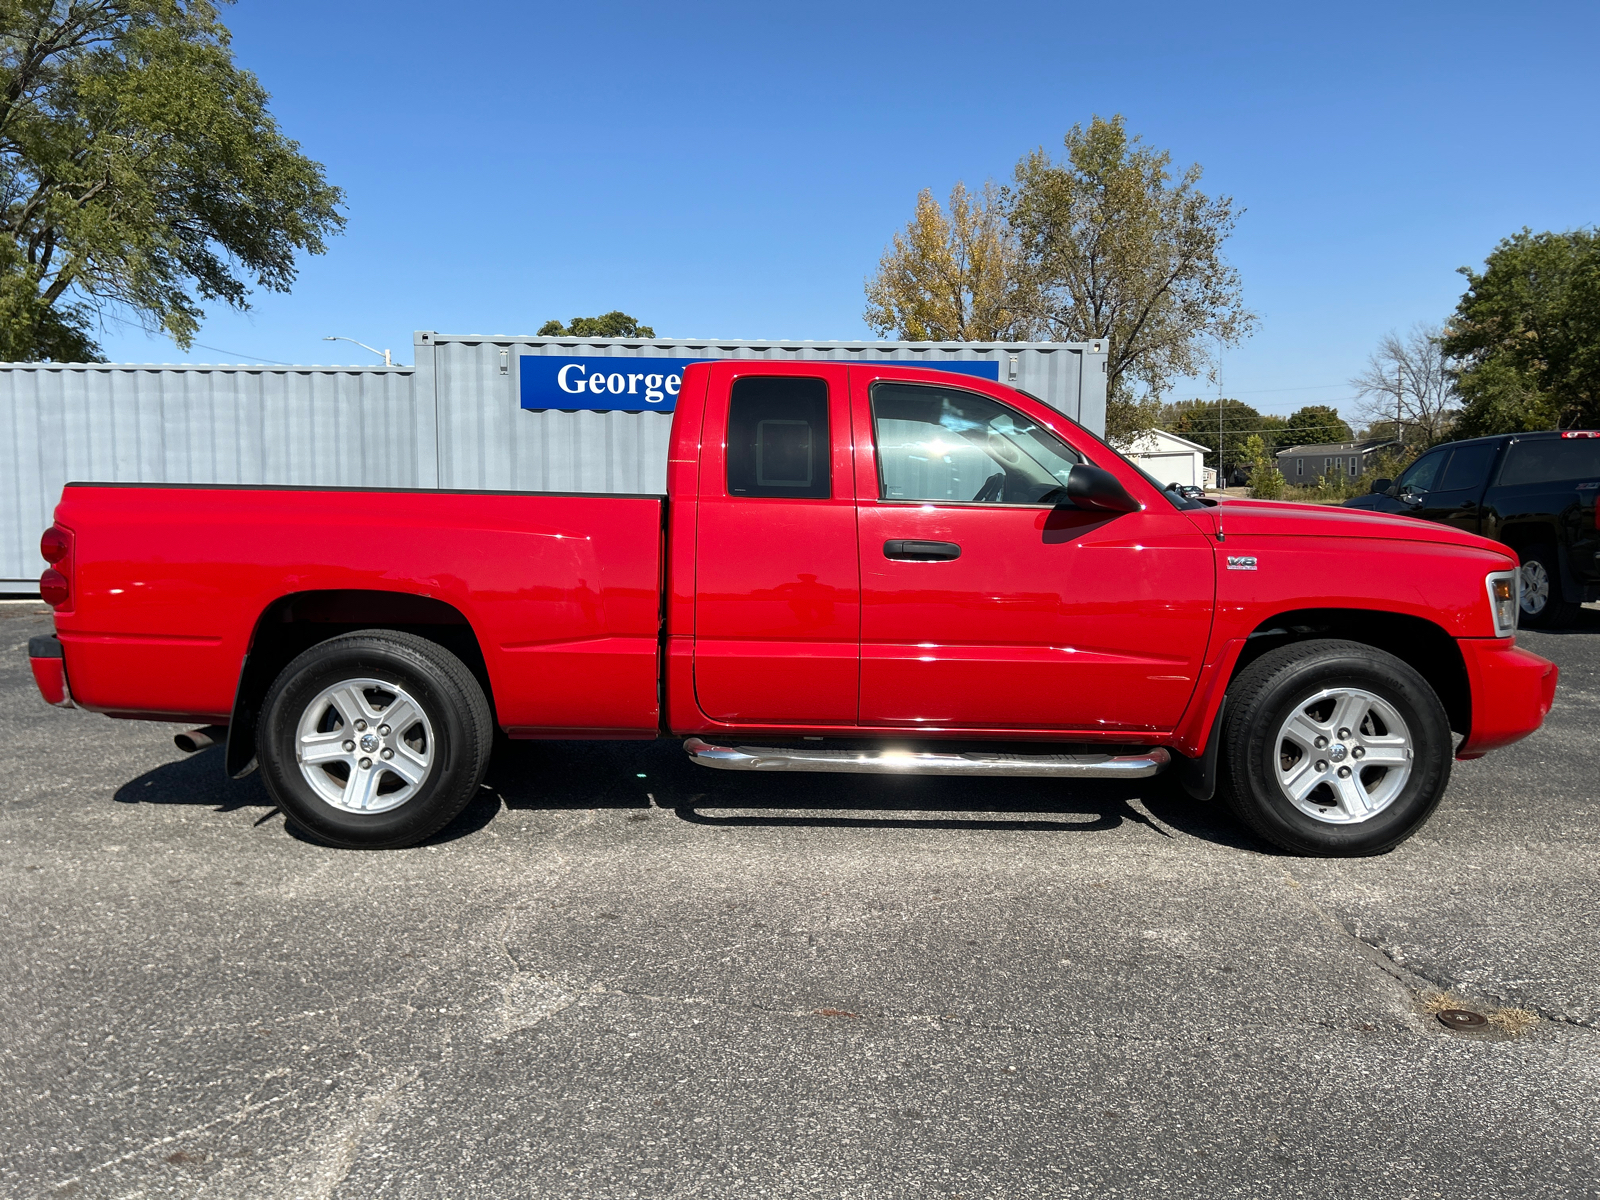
[1486,570,1518,637]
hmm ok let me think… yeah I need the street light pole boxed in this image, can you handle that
[323,335,394,367]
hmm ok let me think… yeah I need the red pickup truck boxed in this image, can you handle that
[28,361,1558,856]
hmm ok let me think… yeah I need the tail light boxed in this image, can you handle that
[40,568,70,607]
[39,523,73,610]
[40,526,70,563]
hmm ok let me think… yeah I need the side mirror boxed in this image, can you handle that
[1369,477,1392,495]
[1062,464,1140,514]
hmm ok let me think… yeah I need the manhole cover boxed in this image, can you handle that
[1437,1008,1488,1030]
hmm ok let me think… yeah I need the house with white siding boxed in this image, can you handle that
[1117,429,1214,489]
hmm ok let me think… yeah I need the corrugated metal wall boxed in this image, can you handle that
[420,333,1107,496]
[2,334,1107,589]
[2,363,421,587]
[428,337,674,494]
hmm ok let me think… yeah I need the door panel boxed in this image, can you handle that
[848,368,1215,733]
[1413,443,1498,533]
[693,364,860,724]
[856,504,1215,730]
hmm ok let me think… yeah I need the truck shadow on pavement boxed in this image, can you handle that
[108,737,1265,853]
[113,745,273,814]
[483,738,1265,852]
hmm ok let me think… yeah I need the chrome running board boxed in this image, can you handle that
[682,738,1170,779]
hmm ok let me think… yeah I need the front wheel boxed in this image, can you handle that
[1516,543,1578,629]
[1220,639,1452,856]
[258,630,494,848]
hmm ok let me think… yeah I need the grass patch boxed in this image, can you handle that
[1487,1007,1540,1035]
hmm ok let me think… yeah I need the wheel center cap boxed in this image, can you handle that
[1328,743,1348,763]
[359,732,380,754]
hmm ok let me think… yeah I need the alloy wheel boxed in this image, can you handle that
[294,678,434,813]
[1273,686,1414,825]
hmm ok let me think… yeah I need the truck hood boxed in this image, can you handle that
[1214,498,1514,561]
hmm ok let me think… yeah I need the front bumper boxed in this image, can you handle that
[1455,638,1557,759]
[28,634,73,708]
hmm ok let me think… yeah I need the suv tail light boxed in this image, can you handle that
[39,524,73,610]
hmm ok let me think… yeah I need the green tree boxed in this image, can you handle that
[1442,228,1600,434]
[863,180,1031,341]
[1278,404,1351,448]
[1243,434,1283,499]
[1005,115,1255,442]
[1165,397,1267,479]
[0,1,345,361]
[538,311,656,338]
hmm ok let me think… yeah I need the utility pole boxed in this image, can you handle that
[1394,362,1404,450]
[1210,334,1226,491]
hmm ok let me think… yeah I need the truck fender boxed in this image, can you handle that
[1556,541,1585,604]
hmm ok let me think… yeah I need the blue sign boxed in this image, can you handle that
[519,355,1001,413]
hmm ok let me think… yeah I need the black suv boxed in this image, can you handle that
[1343,430,1600,628]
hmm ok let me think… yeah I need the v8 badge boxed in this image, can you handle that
[1226,555,1258,571]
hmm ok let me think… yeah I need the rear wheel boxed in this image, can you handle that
[1516,543,1579,629]
[259,630,494,848]
[1220,640,1452,856]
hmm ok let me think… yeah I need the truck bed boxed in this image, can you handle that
[50,485,665,735]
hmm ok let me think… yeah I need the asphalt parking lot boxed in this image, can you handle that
[3,599,1598,1199]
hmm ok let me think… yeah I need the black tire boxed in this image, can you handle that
[1515,543,1579,630]
[1219,639,1452,857]
[258,630,494,849]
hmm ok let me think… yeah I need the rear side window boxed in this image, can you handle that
[1497,438,1600,487]
[1440,443,1498,491]
[726,377,830,499]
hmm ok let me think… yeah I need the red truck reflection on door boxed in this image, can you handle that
[29,360,1557,857]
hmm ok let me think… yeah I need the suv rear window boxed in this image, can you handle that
[1496,437,1600,487]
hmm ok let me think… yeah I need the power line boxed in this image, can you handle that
[95,310,291,365]
[187,342,292,366]
[1225,382,1350,395]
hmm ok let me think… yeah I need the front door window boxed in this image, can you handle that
[871,383,1081,504]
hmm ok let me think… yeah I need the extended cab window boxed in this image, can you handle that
[1439,443,1497,491]
[726,377,830,499]
[871,383,1081,505]
[1496,438,1600,487]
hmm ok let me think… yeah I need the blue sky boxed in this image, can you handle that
[96,0,1600,422]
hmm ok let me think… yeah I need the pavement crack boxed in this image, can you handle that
[302,1068,418,1199]
[50,1086,296,1192]
[1277,865,1599,1034]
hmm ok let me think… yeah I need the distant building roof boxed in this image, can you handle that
[1276,438,1402,458]
[1117,428,1211,455]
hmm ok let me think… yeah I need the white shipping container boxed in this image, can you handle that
[1,332,1108,589]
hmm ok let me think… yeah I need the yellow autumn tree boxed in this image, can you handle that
[863,181,1033,341]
